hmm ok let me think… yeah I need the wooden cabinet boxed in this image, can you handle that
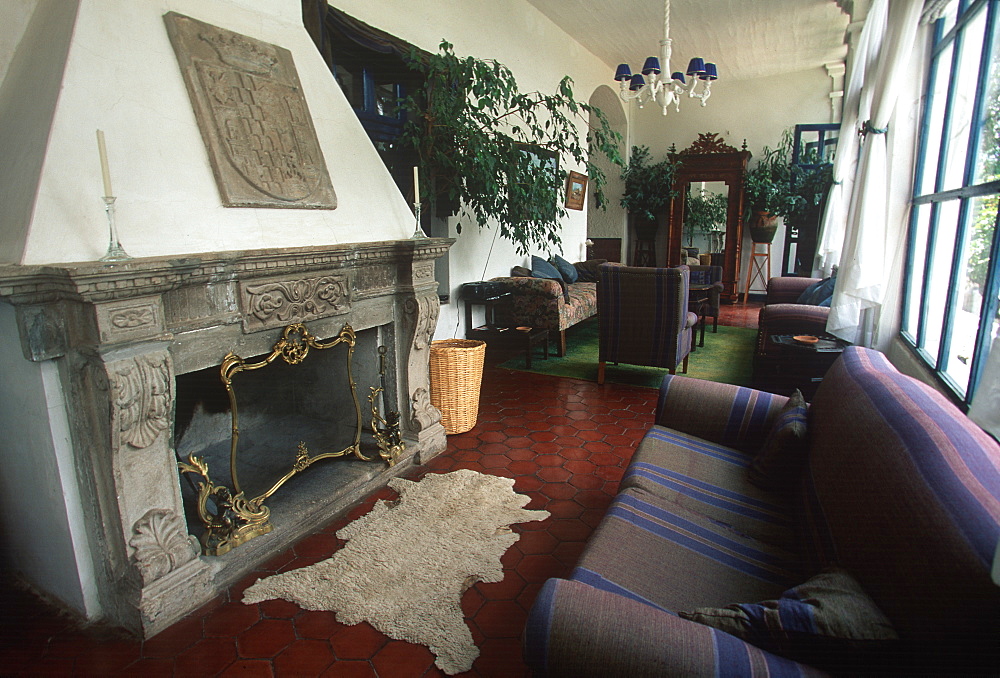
[666,133,750,301]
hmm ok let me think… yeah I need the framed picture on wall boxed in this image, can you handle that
[565,171,587,210]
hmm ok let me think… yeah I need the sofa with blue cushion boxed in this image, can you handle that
[524,346,1000,676]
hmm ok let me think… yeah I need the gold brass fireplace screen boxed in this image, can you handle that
[178,323,403,556]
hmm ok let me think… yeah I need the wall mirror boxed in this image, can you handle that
[666,133,750,300]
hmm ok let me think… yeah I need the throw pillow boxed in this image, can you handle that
[749,389,808,489]
[531,255,563,282]
[550,255,579,284]
[573,259,608,282]
[796,277,836,305]
[531,255,570,302]
[680,568,897,671]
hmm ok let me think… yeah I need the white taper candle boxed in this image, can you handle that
[96,129,113,198]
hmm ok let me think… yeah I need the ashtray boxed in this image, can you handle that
[516,326,531,331]
[793,335,820,345]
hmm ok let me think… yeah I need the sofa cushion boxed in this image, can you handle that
[750,389,808,490]
[795,277,835,305]
[806,347,1000,643]
[532,255,563,282]
[551,255,579,283]
[571,487,800,614]
[622,426,796,547]
[680,567,897,672]
[573,258,608,282]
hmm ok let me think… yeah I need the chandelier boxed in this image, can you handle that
[614,0,718,115]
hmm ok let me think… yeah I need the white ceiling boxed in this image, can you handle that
[526,0,852,82]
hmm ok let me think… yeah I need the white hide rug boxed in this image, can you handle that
[242,469,549,674]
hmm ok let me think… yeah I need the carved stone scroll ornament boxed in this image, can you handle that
[129,509,200,586]
[163,12,337,209]
[404,295,440,352]
[241,275,349,331]
[110,355,172,449]
[411,387,442,433]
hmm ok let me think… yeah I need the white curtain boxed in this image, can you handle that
[970,334,1000,442]
[814,0,928,349]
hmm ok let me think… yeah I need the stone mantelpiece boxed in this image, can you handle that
[0,238,451,637]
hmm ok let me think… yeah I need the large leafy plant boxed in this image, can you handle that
[744,131,798,218]
[619,145,679,223]
[400,41,623,254]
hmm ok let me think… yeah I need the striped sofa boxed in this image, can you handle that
[524,347,1000,676]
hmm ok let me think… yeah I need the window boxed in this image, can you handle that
[902,0,1000,404]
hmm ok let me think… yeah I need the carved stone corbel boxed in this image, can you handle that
[129,509,200,587]
[109,354,173,450]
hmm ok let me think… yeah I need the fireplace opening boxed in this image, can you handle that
[173,323,399,554]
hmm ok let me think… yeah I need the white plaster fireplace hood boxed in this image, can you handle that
[1,0,416,264]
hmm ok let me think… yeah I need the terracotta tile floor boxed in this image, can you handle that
[0,301,760,677]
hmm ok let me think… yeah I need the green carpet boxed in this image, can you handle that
[499,317,756,389]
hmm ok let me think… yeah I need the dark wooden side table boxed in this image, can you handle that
[689,283,712,347]
[752,334,851,399]
[464,293,549,367]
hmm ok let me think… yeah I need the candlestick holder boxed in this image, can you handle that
[411,201,426,239]
[99,196,131,262]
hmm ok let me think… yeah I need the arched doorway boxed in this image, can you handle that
[587,85,627,262]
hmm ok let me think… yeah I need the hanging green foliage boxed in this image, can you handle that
[399,41,623,254]
[619,145,679,224]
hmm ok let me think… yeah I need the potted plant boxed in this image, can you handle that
[619,145,679,240]
[743,131,798,243]
[399,41,623,254]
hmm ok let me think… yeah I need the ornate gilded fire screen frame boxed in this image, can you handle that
[178,323,403,556]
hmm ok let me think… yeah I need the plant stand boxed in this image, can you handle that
[632,238,655,267]
[742,242,771,304]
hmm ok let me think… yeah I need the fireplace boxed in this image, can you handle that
[0,238,450,636]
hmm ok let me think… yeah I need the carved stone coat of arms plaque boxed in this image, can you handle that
[164,12,337,209]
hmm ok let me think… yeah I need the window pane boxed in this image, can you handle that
[941,8,987,191]
[924,199,962,362]
[904,203,932,338]
[920,43,954,195]
[944,195,999,392]
[373,79,399,118]
[974,22,1000,185]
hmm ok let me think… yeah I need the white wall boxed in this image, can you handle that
[1,0,416,264]
[0,304,98,615]
[328,0,622,340]
[630,67,835,290]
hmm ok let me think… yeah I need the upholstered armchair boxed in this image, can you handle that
[687,264,724,345]
[755,276,831,359]
[596,264,699,384]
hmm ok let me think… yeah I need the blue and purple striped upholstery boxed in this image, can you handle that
[524,578,826,678]
[597,264,696,374]
[805,347,1000,644]
[523,346,1000,675]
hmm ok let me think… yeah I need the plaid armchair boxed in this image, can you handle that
[596,264,699,384]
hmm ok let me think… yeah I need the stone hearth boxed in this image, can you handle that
[0,237,451,637]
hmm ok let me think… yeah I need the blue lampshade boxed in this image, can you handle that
[642,56,661,75]
[671,71,686,84]
[686,57,706,75]
[699,62,718,80]
[629,73,646,91]
[614,63,632,81]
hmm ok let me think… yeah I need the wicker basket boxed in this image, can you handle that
[429,339,486,435]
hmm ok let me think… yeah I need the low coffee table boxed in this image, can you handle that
[752,334,851,399]
[467,324,549,368]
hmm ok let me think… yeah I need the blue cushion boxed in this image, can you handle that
[796,277,836,305]
[531,255,563,282]
[550,255,579,284]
